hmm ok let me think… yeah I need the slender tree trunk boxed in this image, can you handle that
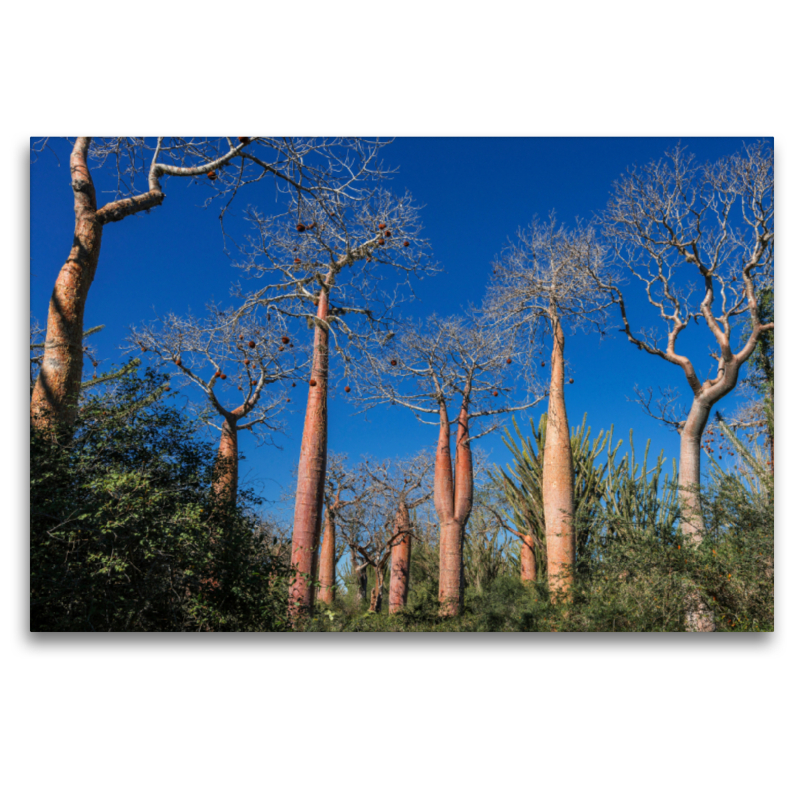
[317,509,336,605]
[31,139,102,431]
[289,291,330,620]
[679,396,712,544]
[351,547,368,602]
[212,416,239,504]
[542,313,575,600]
[369,565,384,613]
[520,533,537,582]
[389,502,412,613]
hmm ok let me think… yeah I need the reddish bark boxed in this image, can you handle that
[317,509,336,605]
[435,403,473,616]
[31,138,165,432]
[388,502,412,613]
[542,314,575,600]
[31,139,102,430]
[289,291,330,620]
[520,533,537,582]
[212,416,239,504]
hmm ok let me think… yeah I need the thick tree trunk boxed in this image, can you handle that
[520,533,537,582]
[212,416,239,504]
[31,138,102,431]
[542,315,575,600]
[289,291,330,620]
[351,547,368,603]
[435,404,473,617]
[389,502,412,613]
[317,509,336,605]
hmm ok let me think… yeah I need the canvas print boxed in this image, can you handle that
[30,137,774,632]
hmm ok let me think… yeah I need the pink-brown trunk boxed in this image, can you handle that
[388,502,412,613]
[31,138,102,431]
[520,533,537,582]
[317,509,336,605]
[212,417,239,504]
[542,316,575,600]
[289,291,330,620]
[435,404,473,617]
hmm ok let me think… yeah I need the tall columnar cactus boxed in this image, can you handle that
[493,414,612,581]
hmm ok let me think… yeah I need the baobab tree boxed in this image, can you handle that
[361,453,434,613]
[231,186,435,619]
[353,312,542,616]
[30,136,391,431]
[131,304,303,504]
[487,215,611,599]
[317,454,373,605]
[598,143,774,546]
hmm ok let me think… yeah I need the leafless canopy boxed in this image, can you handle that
[229,183,436,360]
[599,142,774,401]
[130,303,306,444]
[34,137,396,235]
[487,212,614,336]
[350,311,543,440]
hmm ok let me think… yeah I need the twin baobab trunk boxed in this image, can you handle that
[31,139,102,430]
[317,509,336,605]
[289,291,330,620]
[31,137,164,432]
[388,502,412,613]
[542,313,575,600]
[435,403,473,617]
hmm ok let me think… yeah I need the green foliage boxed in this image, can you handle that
[30,366,292,632]
[493,413,611,577]
[302,414,771,632]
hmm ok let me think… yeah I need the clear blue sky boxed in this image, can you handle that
[30,137,767,516]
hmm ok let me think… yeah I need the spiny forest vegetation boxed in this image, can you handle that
[30,137,774,632]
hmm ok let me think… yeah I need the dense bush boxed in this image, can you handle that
[30,367,291,632]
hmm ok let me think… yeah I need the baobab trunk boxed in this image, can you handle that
[212,416,239,504]
[317,509,336,605]
[520,533,537,582]
[389,502,412,613]
[31,138,102,431]
[289,290,330,620]
[436,404,473,617]
[31,139,164,432]
[542,314,575,600]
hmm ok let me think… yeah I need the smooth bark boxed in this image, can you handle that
[542,314,575,599]
[435,404,473,616]
[289,291,330,619]
[388,502,412,613]
[31,139,102,430]
[212,416,239,504]
[317,509,336,605]
[520,533,537,582]
[31,138,164,432]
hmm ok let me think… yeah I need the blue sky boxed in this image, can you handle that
[30,137,767,517]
